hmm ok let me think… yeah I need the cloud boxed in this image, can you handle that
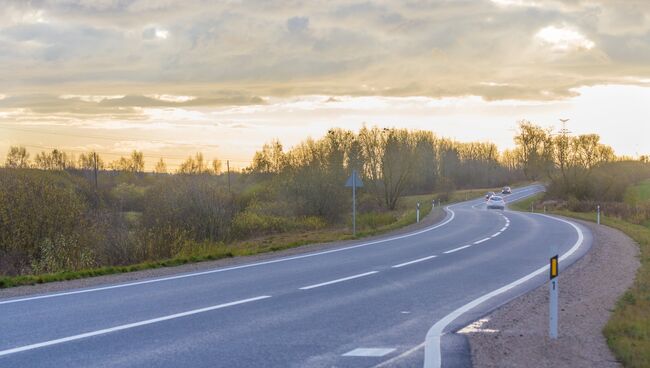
[0,0,649,105]
[286,16,309,33]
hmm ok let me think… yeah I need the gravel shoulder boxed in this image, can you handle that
[466,218,640,368]
[0,207,447,300]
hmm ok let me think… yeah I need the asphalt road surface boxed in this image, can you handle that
[0,185,592,368]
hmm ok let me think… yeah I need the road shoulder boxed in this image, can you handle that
[465,219,640,368]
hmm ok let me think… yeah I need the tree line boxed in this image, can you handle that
[2,123,648,277]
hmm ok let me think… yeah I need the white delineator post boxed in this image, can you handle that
[549,253,559,339]
[417,202,421,223]
[597,205,601,225]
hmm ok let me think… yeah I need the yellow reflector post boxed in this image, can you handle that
[550,255,558,279]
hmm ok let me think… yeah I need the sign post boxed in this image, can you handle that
[345,170,363,236]
[549,254,559,339]
[417,202,421,223]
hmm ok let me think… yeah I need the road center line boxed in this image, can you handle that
[473,238,491,245]
[392,255,437,268]
[443,245,472,254]
[0,295,271,357]
[299,271,378,290]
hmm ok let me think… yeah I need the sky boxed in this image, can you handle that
[1,0,649,170]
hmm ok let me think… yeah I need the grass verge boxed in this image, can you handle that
[510,195,650,368]
[0,188,499,289]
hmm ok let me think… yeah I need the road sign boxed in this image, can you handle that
[345,171,363,187]
[345,170,363,236]
[549,254,559,339]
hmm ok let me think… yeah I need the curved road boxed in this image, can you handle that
[0,185,592,368]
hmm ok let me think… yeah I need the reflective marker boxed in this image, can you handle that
[550,254,559,339]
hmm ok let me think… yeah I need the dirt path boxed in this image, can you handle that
[466,219,639,368]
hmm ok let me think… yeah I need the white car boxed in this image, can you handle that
[501,186,512,195]
[487,195,505,210]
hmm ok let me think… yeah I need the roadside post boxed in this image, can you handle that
[597,205,601,225]
[345,170,363,236]
[432,199,435,209]
[417,202,421,223]
[549,252,559,339]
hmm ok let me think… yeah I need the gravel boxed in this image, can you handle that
[465,219,640,368]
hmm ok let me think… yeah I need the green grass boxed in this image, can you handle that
[508,192,544,212]
[625,179,650,205]
[510,196,650,368]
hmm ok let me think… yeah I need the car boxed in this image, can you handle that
[487,195,505,210]
[485,191,496,200]
[501,186,512,195]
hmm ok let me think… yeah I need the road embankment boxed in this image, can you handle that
[466,219,639,368]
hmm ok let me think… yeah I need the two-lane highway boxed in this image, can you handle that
[0,185,592,367]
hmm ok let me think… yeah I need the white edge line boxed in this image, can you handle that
[423,213,585,368]
[0,295,271,357]
[0,208,457,305]
[491,232,501,238]
[473,238,491,245]
[392,255,437,268]
[443,245,472,254]
[299,271,378,290]
[500,227,507,232]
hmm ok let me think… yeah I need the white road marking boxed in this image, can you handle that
[391,255,437,268]
[0,208,457,305]
[0,295,271,357]
[299,271,378,290]
[443,245,472,254]
[491,232,501,238]
[423,214,586,368]
[500,227,507,232]
[343,348,396,357]
[473,238,491,245]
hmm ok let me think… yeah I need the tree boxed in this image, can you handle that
[5,146,30,168]
[110,150,144,172]
[154,158,167,174]
[34,149,73,170]
[513,120,553,180]
[177,153,211,174]
[212,159,222,175]
[78,152,104,170]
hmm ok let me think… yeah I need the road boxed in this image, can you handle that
[0,185,592,368]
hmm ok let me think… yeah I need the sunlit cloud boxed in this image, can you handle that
[145,94,196,103]
[535,25,595,52]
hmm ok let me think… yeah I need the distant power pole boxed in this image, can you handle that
[227,160,231,194]
[93,152,98,190]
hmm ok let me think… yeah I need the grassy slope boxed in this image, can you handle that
[510,194,650,368]
[0,188,498,289]
[625,179,650,205]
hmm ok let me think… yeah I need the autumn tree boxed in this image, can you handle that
[5,146,30,168]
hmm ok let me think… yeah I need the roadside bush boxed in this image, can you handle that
[0,169,91,274]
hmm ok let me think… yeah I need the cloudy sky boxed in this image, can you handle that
[1,0,649,169]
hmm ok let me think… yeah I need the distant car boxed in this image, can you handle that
[501,186,512,195]
[485,191,496,200]
[487,195,505,210]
